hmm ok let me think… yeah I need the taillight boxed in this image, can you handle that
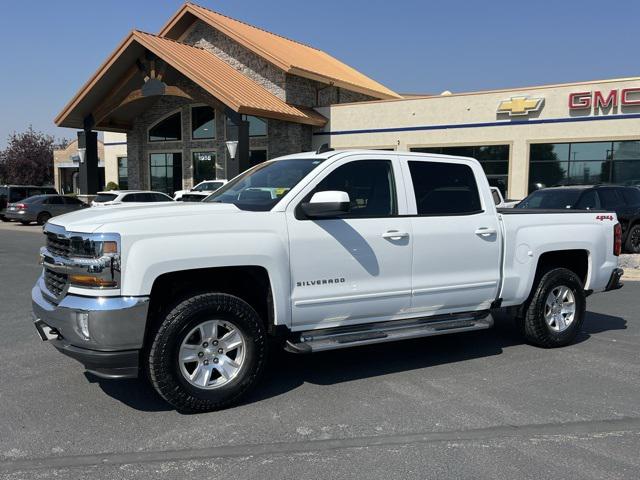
[15,203,26,210]
[614,223,622,256]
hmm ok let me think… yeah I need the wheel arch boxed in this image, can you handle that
[144,266,279,346]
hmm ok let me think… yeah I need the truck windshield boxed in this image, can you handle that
[204,159,325,211]
[516,189,583,209]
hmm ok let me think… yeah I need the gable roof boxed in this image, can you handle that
[55,30,327,129]
[160,2,401,100]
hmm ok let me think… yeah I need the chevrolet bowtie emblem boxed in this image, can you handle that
[497,96,543,116]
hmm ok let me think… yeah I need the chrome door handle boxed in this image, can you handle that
[382,230,409,240]
[475,227,497,237]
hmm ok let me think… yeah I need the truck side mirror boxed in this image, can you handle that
[301,191,350,219]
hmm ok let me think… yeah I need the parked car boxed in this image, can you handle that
[516,185,640,253]
[490,187,519,208]
[91,190,174,207]
[32,150,622,411]
[0,185,58,221]
[4,195,87,225]
[174,180,228,201]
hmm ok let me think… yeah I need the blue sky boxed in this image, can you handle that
[0,0,639,147]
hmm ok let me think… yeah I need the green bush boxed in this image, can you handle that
[105,181,119,191]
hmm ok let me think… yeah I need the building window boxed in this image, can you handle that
[150,153,182,194]
[226,115,267,137]
[117,157,128,190]
[192,106,215,140]
[529,140,640,192]
[249,149,267,168]
[411,145,509,196]
[149,112,182,142]
[193,151,216,184]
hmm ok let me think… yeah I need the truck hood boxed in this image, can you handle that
[49,202,242,233]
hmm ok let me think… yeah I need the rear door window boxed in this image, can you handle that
[9,188,28,203]
[121,193,142,202]
[45,196,64,205]
[93,193,118,203]
[599,189,625,209]
[408,161,482,215]
[575,190,601,210]
[152,193,172,202]
[622,188,640,205]
[63,197,84,205]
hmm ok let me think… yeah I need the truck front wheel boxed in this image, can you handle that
[147,293,267,412]
[521,268,586,348]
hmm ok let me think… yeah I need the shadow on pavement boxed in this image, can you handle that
[87,310,626,412]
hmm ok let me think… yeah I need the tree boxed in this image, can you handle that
[0,127,55,185]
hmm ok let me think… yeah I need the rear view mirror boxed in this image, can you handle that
[301,191,350,219]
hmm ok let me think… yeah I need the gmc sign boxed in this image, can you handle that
[569,88,640,110]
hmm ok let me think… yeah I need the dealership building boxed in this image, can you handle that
[55,2,640,200]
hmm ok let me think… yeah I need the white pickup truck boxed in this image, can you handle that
[32,149,624,411]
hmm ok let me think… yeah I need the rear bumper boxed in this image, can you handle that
[605,268,624,292]
[31,280,149,378]
[4,210,34,221]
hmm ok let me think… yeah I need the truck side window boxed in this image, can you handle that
[575,190,600,210]
[312,160,397,217]
[408,161,482,215]
[599,189,625,209]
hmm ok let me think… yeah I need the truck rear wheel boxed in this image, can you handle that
[147,293,267,412]
[521,268,586,348]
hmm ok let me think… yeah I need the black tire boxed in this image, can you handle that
[36,212,51,226]
[521,268,586,348]
[20,220,31,225]
[624,224,640,254]
[147,293,267,412]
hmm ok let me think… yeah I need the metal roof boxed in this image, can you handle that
[160,2,401,100]
[55,30,327,129]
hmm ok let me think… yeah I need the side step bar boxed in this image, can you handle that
[285,311,493,353]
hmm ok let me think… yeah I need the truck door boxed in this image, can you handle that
[400,156,501,315]
[286,154,413,330]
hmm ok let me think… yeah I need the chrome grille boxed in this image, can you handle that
[44,268,68,298]
[46,233,71,257]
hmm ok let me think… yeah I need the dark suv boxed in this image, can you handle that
[516,185,640,253]
[0,185,58,222]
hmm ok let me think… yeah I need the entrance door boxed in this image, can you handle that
[287,155,413,330]
[401,156,501,315]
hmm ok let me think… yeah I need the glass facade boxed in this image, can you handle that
[193,151,216,184]
[192,106,215,139]
[529,140,640,192]
[226,115,267,137]
[411,145,509,195]
[117,157,128,190]
[150,153,182,194]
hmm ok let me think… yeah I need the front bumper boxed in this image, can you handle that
[605,268,624,292]
[31,279,150,378]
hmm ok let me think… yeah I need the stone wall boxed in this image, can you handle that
[183,20,286,100]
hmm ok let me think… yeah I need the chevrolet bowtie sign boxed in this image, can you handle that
[497,96,544,116]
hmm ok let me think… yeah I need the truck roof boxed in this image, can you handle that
[271,149,482,164]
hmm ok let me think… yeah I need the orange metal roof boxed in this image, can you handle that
[160,3,401,100]
[55,30,327,128]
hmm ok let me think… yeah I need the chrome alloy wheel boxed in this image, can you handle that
[178,320,246,389]
[544,286,576,332]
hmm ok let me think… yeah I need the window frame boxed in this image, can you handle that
[400,156,486,217]
[149,151,183,195]
[147,110,183,143]
[289,154,406,221]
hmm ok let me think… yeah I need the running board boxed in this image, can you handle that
[284,311,493,353]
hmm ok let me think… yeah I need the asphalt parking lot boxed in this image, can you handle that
[1,221,639,479]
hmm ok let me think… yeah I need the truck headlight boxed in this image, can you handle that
[65,234,121,289]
